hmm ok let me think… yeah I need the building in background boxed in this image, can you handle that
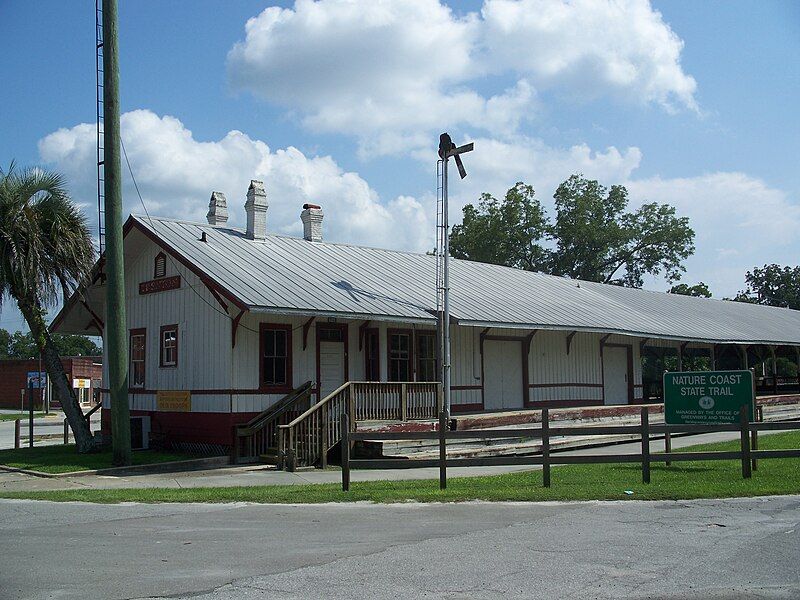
[0,356,102,411]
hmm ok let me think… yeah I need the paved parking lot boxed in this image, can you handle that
[0,495,798,599]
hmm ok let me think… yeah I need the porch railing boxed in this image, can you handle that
[232,381,313,464]
[278,381,441,471]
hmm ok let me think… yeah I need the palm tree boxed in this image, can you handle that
[0,164,99,452]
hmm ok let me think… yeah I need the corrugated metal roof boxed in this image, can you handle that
[133,214,800,346]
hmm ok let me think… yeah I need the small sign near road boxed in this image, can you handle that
[26,371,47,389]
[664,370,754,424]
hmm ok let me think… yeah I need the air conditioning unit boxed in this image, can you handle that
[130,416,151,450]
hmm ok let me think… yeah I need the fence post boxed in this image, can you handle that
[641,407,651,484]
[28,379,34,448]
[541,408,550,488]
[438,410,447,490]
[740,404,752,479]
[400,383,408,421]
[63,419,69,445]
[664,431,672,467]
[341,413,350,492]
[14,419,20,449]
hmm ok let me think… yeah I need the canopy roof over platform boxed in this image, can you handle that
[54,214,800,346]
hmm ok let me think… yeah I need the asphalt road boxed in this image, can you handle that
[1,496,798,600]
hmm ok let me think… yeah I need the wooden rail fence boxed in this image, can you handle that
[340,405,800,491]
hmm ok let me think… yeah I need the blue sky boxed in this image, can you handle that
[1,0,799,333]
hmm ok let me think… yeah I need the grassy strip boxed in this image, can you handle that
[0,413,46,422]
[1,432,798,504]
[0,444,196,474]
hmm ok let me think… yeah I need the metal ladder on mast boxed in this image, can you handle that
[435,159,447,403]
[95,0,106,257]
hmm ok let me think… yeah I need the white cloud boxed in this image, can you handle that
[227,0,697,153]
[626,173,800,295]
[38,109,435,253]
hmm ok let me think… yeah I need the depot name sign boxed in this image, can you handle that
[664,370,754,424]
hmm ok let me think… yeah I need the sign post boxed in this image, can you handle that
[663,370,755,425]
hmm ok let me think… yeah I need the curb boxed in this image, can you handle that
[0,456,231,479]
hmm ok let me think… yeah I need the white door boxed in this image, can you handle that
[603,346,630,405]
[483,340,524,410]
[319,341,346,399]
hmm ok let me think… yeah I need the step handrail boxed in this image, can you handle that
[236,381,313,436]
[279,381,352,430]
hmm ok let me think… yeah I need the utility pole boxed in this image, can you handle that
[103,0,131,465]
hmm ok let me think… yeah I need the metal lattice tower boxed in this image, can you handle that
[435,159,447,401]
[95,0,106,256]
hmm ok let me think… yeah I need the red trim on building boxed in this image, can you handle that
[159,324,179,368]
[258,322,293,394]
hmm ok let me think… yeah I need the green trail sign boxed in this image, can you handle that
[663,370,754,425]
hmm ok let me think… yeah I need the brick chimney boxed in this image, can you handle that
[206,191,228,226]
[300,203,323,242]
[245,180,268,240]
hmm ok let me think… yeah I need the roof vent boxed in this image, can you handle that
[245,180,268,240]
[206,191,228,226]
[301,204,323,242]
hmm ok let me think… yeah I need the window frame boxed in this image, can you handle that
[259,323,293,393]
[415,330,438,382]
[159,324,179,368]
[387,328,413,382]
[129,328,146,388]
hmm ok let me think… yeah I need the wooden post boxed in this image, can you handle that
[400,383,408,421]
[740,404,751,479]
[641,407,651,484]
[541,408,551,488]
[438,410,447,490]
[341,414,350,492]
[14,419,20,449]
[320,409,329,469]
[664,431,672,467]
[276,427,284,470]
[769,346,778,395]
[63,418,69,445]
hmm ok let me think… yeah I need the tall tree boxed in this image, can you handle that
[450,182,550,271]
[549,175,695,287]
[668,282,712,298]
[0,165,99,452]
[733,264,800,310]
[450,175,695,287]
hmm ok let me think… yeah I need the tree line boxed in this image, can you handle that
[0,328,101,359]
[450,174,799,309]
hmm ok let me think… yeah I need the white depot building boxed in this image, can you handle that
[55,180,800,458]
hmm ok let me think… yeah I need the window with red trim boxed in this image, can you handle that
[416,331,437,382]
[129,329,146,387]
[160,324,178,367]
[260,323,292,391]
[388,330,412,382]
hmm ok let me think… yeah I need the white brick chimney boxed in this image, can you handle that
[206,191,228,226]
[244,180,268,240]
[300,203,323,242]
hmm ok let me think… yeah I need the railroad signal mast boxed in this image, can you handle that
[436,133,473,418]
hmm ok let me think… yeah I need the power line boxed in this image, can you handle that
[119,139,305,336]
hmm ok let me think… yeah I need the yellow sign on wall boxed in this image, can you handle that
[157,390,191,412]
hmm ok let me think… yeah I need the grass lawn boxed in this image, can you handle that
[0,431,798,504]
[0,412,46,422]
[0,444,198,474]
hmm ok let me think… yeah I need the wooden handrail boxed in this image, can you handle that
[279,380,351,430]
[236,381,313,436]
